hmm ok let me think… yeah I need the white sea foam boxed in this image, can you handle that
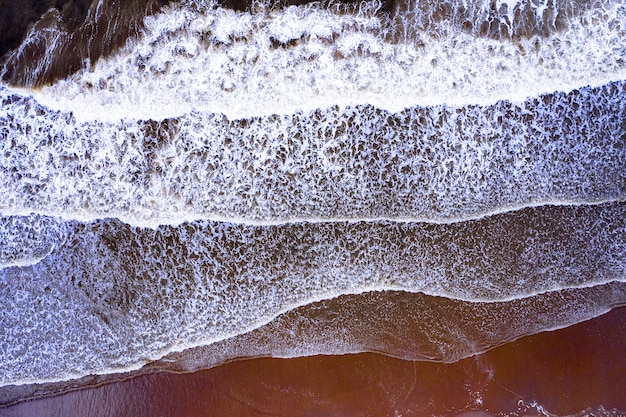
[0,215,67,268]
[152,285,626,373]
[24,0,626,122]
[1,82,625,226]
[1,203,625,385]
[1,0,624,227]
[1,0,626,395]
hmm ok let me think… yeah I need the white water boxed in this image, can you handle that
[1,203,626,385]
[0,215,67,268]
[155,284,626,371]
[1,0,625,393]
[1,82,625,227]
[26,0,626,122]
[1,0,625,226]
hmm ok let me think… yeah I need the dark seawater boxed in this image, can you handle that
[1,0,625,415]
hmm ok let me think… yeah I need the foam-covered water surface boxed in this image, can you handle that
[1,203,625,385]
[25,0,626,121]
[151,283,626,370]
[1,82,625,225]
[0,0,625,411]
[0,215,67,268]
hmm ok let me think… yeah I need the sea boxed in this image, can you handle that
[0,0,625,415]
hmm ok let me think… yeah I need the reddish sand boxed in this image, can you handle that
[2,306,625,417]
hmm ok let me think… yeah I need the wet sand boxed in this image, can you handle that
[3,306,625,417]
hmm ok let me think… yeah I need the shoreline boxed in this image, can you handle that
[2,305,625,415]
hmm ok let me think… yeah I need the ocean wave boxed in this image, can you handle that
[150,284,626,371]
[1,0,624,411]
[3,0,625,110]
[1,288,625,409]
[1,202,625,386]
[1,82,625,226]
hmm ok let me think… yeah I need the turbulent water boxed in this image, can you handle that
[1,0,625,410]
